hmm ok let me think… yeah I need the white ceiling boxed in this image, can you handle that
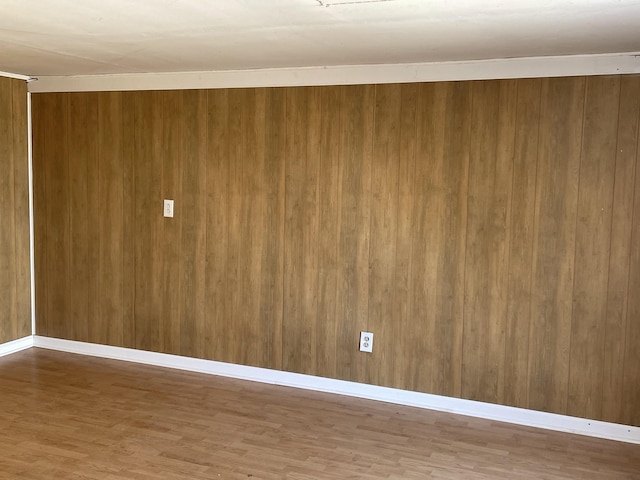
[1,0,639,77]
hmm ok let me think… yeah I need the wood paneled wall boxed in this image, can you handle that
[32,76,640,426]
[0,77,31,344]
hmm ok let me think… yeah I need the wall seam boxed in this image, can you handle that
[566,77,588,415]
[27,91,36,336]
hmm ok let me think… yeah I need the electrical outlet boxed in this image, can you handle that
[163,199,174,218]
[359,331,373,353]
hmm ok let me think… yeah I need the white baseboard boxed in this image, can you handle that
[0,336,34,357]
[31,335,639,445]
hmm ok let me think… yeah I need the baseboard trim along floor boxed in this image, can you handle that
[21,335,639,445]
[0,336,34,357]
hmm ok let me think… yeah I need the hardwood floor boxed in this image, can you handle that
[0,349,637,479]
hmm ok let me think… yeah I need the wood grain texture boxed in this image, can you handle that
[66,93,94,343]
[205,89,231,362]
[409,81,470,397]
[42,93,72,340]
[503,78,541,408]
[621,76,640,426]
[179,90,208,359]
[314,86,342,380]
[98,92,126,347]
[283,86,321,374]
[367,83,401,388]
[133,91,164,352]
[3,349,639,480]
[10,80,31,341]
[528,77,584,415]
[568,76,620,420]
[121,91,137,350]
[603,76,640,424]
[0,77,18,343]
[463,80,515,404]
[31,76,640,426]
[160,90,183,355]
[0,78,16,342]
[334,85,374,385]
[390,83,419,390]
[32,93,47,338]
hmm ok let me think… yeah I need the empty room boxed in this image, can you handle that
[0,1,639,478]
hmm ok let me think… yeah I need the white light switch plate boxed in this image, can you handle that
[359,331,373,353]
[163,199,174,218]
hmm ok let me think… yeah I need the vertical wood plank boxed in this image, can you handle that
[366,84,401,388]
[160,91,183,355]
[236,88,283,369]
[237,88,265,367]
[503,78,541,408]
[97,92,125,346]
[121,91,136,349]
[225,89,243,364]
[0,77,17,343]
[261,87,286,371]
[86,93,100,347]
[528,77,585,415]
[462,80,516,404]
[67,93,95,343]
[335,85,374,384]
[391,83,418,390]
[11,79,31,339]
[568,76,620,420]
[283,87,322,374]
[180,90,208,359]
[45,93,71,339]
[407,82,445,393]
[314,85,342,380]
[205,89,230,362]
[433,81,471,398]
[32,94,48,336]
[603,76,640,423]
[408,81,471,396]
[620,78,640,427]
[134,91,163,352]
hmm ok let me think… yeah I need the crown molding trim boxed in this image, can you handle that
[27,52,640,93]
[0,71,31,81]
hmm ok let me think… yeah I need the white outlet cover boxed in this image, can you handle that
[359,331,373,353]
[163,199,174,218]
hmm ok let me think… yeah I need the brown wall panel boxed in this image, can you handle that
[621,85,640,426]
[0,79,17,341]
[528,77,584,415]
[367,83,402,388]
[314,86,343,380]
[603,76,640,424]
[568,76,620,420]
[503,78,541,408]
[11,80,31,341]
[205,89,230,362]
[32,76,640,426]
[462,80,516,404]
[0,77,30,343]
[67,93,94,343]
[335,85,374,385]
[283,86,322,375]
[390,83,419,390]
[43,94,72,339]
[179,89,208,359]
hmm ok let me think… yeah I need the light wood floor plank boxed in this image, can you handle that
[0,349,637,479]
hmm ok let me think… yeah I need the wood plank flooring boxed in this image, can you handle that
[0,349,637,479]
